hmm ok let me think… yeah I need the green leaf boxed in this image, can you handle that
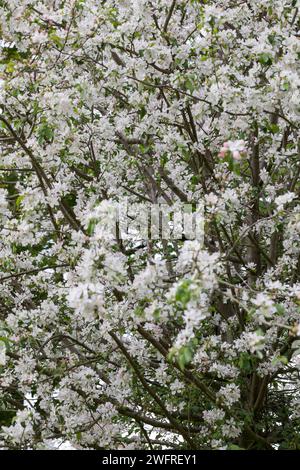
[275,304,285,315]
[258,53,273,66]
[0,409,16,426]
[269,124,280,134]
[238,352,252,373]
[15,194,25,210]
[281,81,289,91]
[49,32,63,48]
[87,218,97,236]
[37,122,54,144]
[272,355,288,365]
[168,339,197,371]
[175,280,192,307]
[185,78,195,93]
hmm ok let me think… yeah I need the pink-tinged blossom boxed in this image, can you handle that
[219,140,246,160]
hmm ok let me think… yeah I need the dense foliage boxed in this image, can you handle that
[0,0,300,450]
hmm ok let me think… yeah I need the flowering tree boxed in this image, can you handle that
[0,0,299,450]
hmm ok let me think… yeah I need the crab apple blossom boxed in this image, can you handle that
[219,140,247,160]
[0,0,300,451]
